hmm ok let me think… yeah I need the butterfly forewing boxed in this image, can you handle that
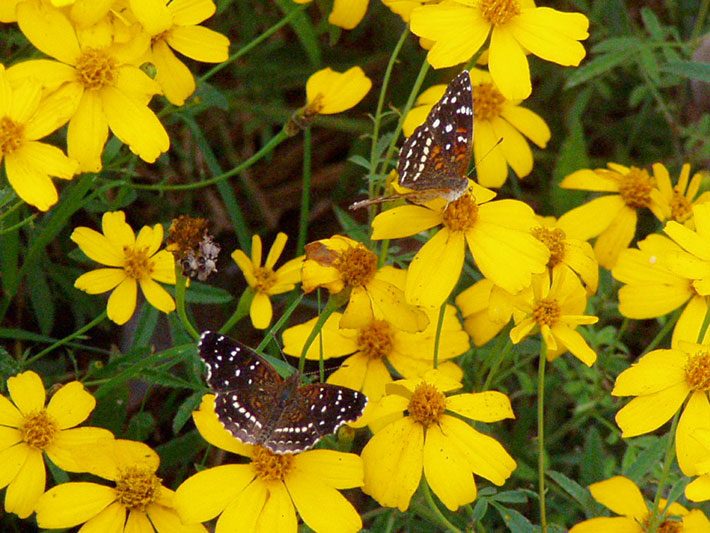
[397,70,473,199]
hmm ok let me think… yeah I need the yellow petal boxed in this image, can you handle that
[406,228,465,307]
[569,516,645,532]
[4,150,59,212]
[446,391,515,422]
[5,447,45,518]
[673,296,709,346]
[168,25,229,63]
[500,104,551,147]
[125,509,152,532]
[15,141,77,181]
[369,276,429,332]
[0,442,30,489]
[361,416,423,511]
[282,313,357,360]
[135,223,163,256]
[328,0,368,29]
[107,277,138,325]
[305,66,372,114]
[676,391,710,476]
[25,82,82,140]
[551,325,597,366]
[249,292,272,329]
[8,371,45,414]
[423,424,477,511]
[45,427,114,472]
[153,39,196,106]
[169,0,215,25]
[560,168,620,192]
[102,211,135,248]
[686,475,710,503]
[8,78,41,124]
[146,502,204,533]
[139,278,176,314]
[129,0,172,35]
[473,118,509,188]
[0,393,22,427]
[147,250,176,284]
[192,394,254,456]
[265,232,288,269]
[45,381,95,429]
[292,449,363,489]
[231,249,257,286]
[594,206,637,269]
[215,479,266,533]
[255,482,296,532]
[71,229,125,267]
[68,92,109,172]
[488,25,531,100]
[492,116,533,178]
[36,482,118,528]
[614,382,690,438]
[588,476,647,520]
[371,204,442,239]
[80,501,126,533]
[557,195,625,241]
[16,0,81,64]
[612,349,687,396]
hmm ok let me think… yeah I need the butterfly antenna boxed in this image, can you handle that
[349,194,402,211]
[467,137,503,177]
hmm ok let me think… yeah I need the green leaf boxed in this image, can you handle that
[347,155,371,170]
[565,50,636,88]
[660,61,710,83]
[0,346,21,382]
[470,497,489,521]
[173,392,204,434]
[184,282,234,305]
[629,84,650,108]
[548,470,597,511]
[132,304,159,348]
[126,411,156,441]
[333,206,371,243]
[492,490,531,504]
[640,7,664,39]
[592,37,640,54]
[638,46,660,83]
[28,261,54,335]
[275,0,321,67]
[624,435,667,482]
[491,502,534,533]
[156,430,206,470]
[0,206,20,299]
[581,427,606,486]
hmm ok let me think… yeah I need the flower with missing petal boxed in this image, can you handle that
[174,395,363,533]
[71,211,176,325]
[612,341,710,476]
[569,475,710,532]
[302,235,429,332]
[361,369,516,511]
[0,64,77,211]
[0,371,112,518]
[409,0,589,100]
[403,69,550,188]
[654,162,710,227]
[557,162,669,269]
[129,0,230,105]
[9,0,169,171]
[35,439,203,532]
[371,182,549,307]
[283,267,470,400]
[510,269,598,366]
[231,233,303,330]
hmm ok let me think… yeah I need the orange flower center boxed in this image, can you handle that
[252,445,294,482]
[335,245,378,287]
[357,320,394,360]
[479,0,520,25]
[0,116,24,155]
[670,189,693,223]
[685,352,710,391]
[442,194,479,232]
[618,167,654,209]
[473,83,506,121]
[114,465,161,511]
[75,48,118,90]
[532,298,561,327]
[123,246,154,280]
[20,410,58,450]
[408,382,446,428]
[653,518,683,533]
[254,266,278,293]
[532,227,566,267]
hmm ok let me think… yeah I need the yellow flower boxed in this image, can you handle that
[403,68,551,188]
[0,64,77,211]
[371,182,549,307]
[557,162,669,269]
[456,278,520,346]
[612,342,710,476]
[302,235,429,332]
[283,267,470,400]
[510,270,598,366]
[409,0,589,100]
[686,428,710,502]
[329,0,368,29]
[10,0,169,171]
[304,66,371,115]
[612,233,708,346]
[129,0,230,105]
[174,395,363,533]
[0,371,112,518]
[361,369,516,511]
[569,476,710,532]
[35,439,203,532]
[71,211,176,325]
[654,162,710,226]
[0,0,20,22]
[231,232,303,330]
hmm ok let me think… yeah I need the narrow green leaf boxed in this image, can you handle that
[638,46,660,83]
[492,502,534,533]
[591,36,640,54]
[565,50,636,88]
[28,261,55,335]
[126,411,156,441]
[0,346,21,382]
[660,61,710,83]
[348,155,371,170]
[581,427,606,486]
[132,304,159,348]
[183,282,234,305]
[275,0,321,67]
[547,470,597,511]
[640,7,665,39]
[173,392,204,434]
[333,206,370,243]
[624,435,667,482]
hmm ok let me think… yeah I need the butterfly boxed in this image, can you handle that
[198,331,368,454]
[351,70,474,209]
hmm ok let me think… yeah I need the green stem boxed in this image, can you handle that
[298,291,346,373]
[220,289,255,334]
[537,343,548,533]
[0,200,27,225]
[0,212,36,235]
[256,292,304,353]
[647,410,681,533]
[24,311,107,366]
[642,308,681,355]
[175,266,199,339]
[131,129,289,191]
[433,302,446,369]
[297,127,312,255]
[198,5,309,83]
[421,478,461,533]
[482,337,513,391]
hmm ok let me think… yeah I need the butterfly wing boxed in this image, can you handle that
[397,70,473,196]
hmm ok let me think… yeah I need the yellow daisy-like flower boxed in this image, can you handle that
[361,369,516,511]
[283,267,470,400]
[557,162,669,269]
[71,210,176,325]
[456,278,522,346]
[129,0,230,105]
[409,0,589,100]
[685,428,710,502]
[612,233,709,346]
[403,69,551,188]
[0,371,112,518]
[371,181,549,307]
[569,475,710,532]
[613,342,710,476]
[304,66,372,115]
[231,232,303,330]
[0,64,77,211]
[35,438,203,532]
[655,162,710,226]
[10,0,169,171]
[302,235,429,332]
[510,270,598,366]
[174,395,363,533]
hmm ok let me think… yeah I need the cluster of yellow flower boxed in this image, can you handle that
[1,0,709,531]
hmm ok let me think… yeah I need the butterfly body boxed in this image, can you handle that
[198,331,367,454]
